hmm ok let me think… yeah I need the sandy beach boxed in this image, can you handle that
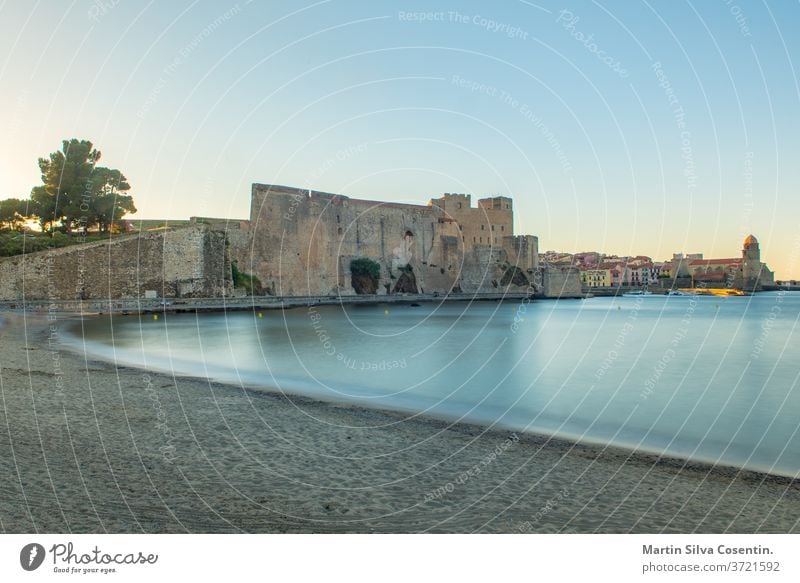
[0,311,798,533]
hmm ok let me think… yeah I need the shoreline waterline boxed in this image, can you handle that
[61,336,800,485]
[57,298,800,482]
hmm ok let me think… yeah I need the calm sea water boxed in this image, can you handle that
[71,292,800,476]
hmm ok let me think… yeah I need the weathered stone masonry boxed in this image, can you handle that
[0,226,230,301]
[234,184,541,296]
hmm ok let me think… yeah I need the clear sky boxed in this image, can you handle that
[1,1,799,277]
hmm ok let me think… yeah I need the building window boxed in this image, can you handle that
[338,227,342,235]
[491,225,495,231]
[501,225,504,232]
[337,215,340,223]
[473,237,476,243]
[480,237,483,243]
[481,225,485,230]
[458,202,462,209]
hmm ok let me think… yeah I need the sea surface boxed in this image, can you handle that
[69,292,800,477]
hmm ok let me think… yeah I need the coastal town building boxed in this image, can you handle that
[550,235,775,293]
[581,268,612,288]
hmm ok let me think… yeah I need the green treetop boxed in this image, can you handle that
[29,138,135,233]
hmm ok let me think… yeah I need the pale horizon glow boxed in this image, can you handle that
[1,1,798,277]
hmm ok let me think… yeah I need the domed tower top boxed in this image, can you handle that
[743,234,760,262]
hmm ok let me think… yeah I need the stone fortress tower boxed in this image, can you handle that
[237,184,544,297]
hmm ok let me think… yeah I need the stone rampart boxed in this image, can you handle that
[0,226,230,301]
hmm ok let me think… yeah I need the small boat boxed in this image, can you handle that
[622,290,653,296]
[667,290,691,296]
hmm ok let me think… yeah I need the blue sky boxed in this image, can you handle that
[1,1,799,277]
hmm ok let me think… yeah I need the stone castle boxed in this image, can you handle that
[0,183,582,302]
[239,184,548,297]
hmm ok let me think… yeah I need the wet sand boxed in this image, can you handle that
[1,312,798,533]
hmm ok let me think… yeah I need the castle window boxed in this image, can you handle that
[481,225,485,230]
[337,215,340,223]
[473,237,476,242]
[491,225,495,231]
[501,225,504,232]
[458,202,462,209]
[338,227,343,235]
[480,237,483,243]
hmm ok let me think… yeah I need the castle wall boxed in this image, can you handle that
[242,185,437,295]
[0,226,230,301]
[503,235,538,272]
[540,266,583,298]
[241,184,536,297]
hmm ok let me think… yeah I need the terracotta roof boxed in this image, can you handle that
[690,258,741,266]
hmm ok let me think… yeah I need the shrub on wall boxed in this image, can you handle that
[231,261,263,295]
[350,257,381,295]
[350,257,381,280]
